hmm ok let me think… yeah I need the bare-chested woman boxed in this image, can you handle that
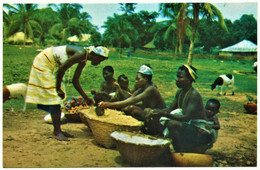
[145,65,211,153]
[99,64,166,121]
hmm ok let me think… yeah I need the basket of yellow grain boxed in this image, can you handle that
[110,131,171,166]
[79,107,143,148]
[172,153,213,167]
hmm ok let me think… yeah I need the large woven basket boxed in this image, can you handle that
[79,107,143,148]
[172,153,213,167]
[110,131,171,166]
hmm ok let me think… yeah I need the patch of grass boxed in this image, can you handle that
[3,45,257,110]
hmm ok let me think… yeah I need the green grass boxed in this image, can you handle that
[3,45,257,111]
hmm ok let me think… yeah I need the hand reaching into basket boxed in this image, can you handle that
[98,101,111,109]
[85,97,94,106]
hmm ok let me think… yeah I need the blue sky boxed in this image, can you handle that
[79,2,258,34]
[3,1,258,34]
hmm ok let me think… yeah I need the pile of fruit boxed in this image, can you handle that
[63,96,89,114]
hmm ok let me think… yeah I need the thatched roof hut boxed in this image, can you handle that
[6,32,34,44]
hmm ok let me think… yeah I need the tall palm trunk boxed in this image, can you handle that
[187,3,199,65]
[23,27,26,46]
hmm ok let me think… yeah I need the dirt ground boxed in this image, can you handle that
[2,93,257,168]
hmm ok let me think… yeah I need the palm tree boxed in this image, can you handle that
[157,3,227,65]
[33,7,60,45]
[4,4,40,45]
[147,3,190,55]
[119,3,137,15]
[102,14,138,57]
[48,3,85,44]
[187,3,228,65]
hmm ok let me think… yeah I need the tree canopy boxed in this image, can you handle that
[3,3,257,58]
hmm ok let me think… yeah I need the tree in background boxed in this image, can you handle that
[33,7,60,45]
[232,14,257,45]
[48,3,83,44]
[3,4,40,45]
[197,14,257,54]
[147,3,191,54]
[185,3,228,65]
[102,14,138,57]
[119,3,137,15]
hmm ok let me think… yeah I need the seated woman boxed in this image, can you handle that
[98,64,166,121]
[145,65,211,153]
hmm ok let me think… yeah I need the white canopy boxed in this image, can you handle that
[220,40,257,52]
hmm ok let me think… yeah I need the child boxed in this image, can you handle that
[91,66,117,105]
[204,98,221,143]
[99,66,117,95]
[110,74,132,102]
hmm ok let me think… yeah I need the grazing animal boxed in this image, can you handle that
[211,74,234,95]
[3,83,27,112]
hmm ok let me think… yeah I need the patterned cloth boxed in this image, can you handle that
[26,46,68,105]
[138,65,153,75]
[85,46,109,58]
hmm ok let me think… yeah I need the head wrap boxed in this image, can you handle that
[183,64,198,81]
[138,65,153,75]
[85,46,109,58]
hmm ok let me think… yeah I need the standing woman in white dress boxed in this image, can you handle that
[26,45,109,141]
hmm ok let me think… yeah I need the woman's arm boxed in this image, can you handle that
[56,46,93,104]
[99,86,153,109]
[72,61,94,105]
[210,116,220,130]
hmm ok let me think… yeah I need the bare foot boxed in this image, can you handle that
[53,132,69,141]
[62,131,74,138]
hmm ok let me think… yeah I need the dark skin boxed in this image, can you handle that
[205,101,220,130]
[145,68,206,149]
[145,69,206,121]
[53,45,107,140]
[56,45,107,105]
[99,73,166,120]
[99,70,117,94]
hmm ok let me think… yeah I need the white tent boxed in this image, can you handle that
[220,40,257,52]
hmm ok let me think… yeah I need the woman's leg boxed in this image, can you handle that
[51,111,68,141]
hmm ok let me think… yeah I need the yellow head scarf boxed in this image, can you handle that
[183,64,198,81]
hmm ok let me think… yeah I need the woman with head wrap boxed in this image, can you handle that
[26,45,109,141]
[99,64,166,121]
[145,65,211,153]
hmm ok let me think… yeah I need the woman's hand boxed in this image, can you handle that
[98,101,110,109]
[85,98,94,106]
[57,89,65,99]
[114,82,119,88]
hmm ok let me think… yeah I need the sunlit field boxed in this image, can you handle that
[2,45,257,167]
[3,45,256,110]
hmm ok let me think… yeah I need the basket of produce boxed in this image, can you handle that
[172,153,213,167]
[63,96,89,122]
[79,107,143,148]
[244,95,257,114]
[110,131,171,166]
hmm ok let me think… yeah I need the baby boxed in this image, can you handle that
[110,74,132,102]
[204,98,221,143]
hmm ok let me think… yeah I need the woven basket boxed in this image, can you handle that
[79,107,143,148]
[110,131,171,165]
[172,153,213,167]
[62,109,82,123]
